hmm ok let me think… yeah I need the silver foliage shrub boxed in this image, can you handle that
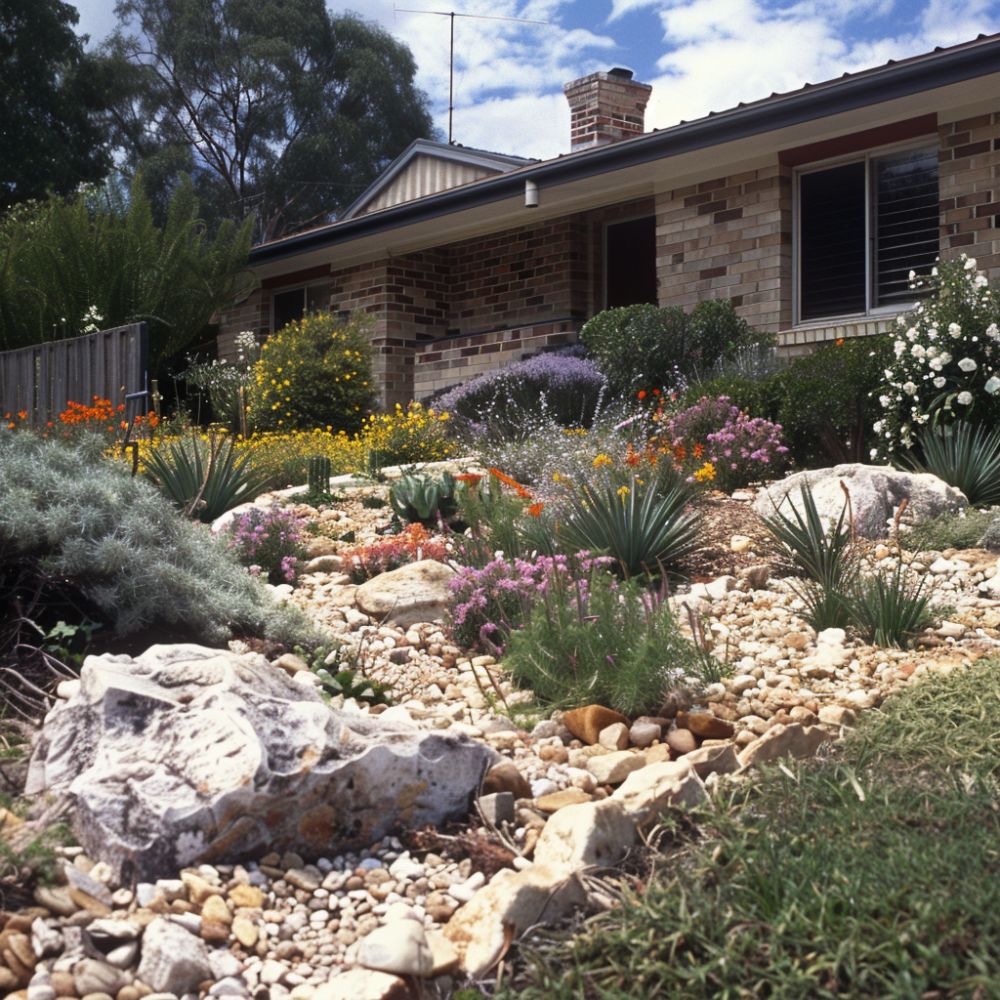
[0,433,313,647]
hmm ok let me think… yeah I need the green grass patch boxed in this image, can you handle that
[502,660,1000,999]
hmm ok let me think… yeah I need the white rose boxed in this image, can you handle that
[939,352,952,366]
[928,358,943,371]
[879,394,891,407]
[933,377,947,388]
[958,357,977,372]
[902,381,918,396]
[873,420,884,432]
[949,323,962,338]
[986,376,1000,395]
[965,257,978,270]
[987,324,999,340]
[976,275,989,288]
[957,391,973,405]
[910,344,926,359]
[894,340,906,357]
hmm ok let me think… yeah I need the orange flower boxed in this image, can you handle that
[454,473,482,485]
[674,443,687,462]
[693,443,704,459]
[625,446,642,467]
[489,467,531,498]
[637,389,647,400]
[835,337,845,346]
[527,502,544,517]
[652,388,661,397]
[17,410,27,420]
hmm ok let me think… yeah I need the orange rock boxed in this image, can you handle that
[562,705,629,746]
[481,761,531,800]
[676,711,734,740]
[534,788,593,813]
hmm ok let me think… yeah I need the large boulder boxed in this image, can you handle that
[754,464,966,539]
[355,559,455,627]
[26,645,496,881]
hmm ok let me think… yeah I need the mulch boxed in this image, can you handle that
[675,490,771,582]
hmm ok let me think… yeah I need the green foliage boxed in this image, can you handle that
[556,476,700,578]
[502,660,1000,999]
[0,177,253,367]
[454,474,555,567]
[904,507,997,552]
[101,0,434,240]
[773,336,893,466]
[759,482,857,630]
[143,432,270,522]
[503,571,705,716]
[848,562,935,648]
[896,422,1000,507]
[580,300,771,395]
[389,471,460,526]
[294,644,393,706]
[0,433,315,649]
[0,0,111,209]
[0,816,75,905]
[249,312,374,434]
[676,372,781,422]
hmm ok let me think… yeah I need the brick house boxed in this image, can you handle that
[219,32,1000,406]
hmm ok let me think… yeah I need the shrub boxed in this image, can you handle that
[667,395,738,450]
[556,475,700,578]
[359,402,455,470]
[143,432,271,522]
[501,567,705,716]
[675,373,781,423]
[775,336,893,466]
[181,330,260,431]
[875,256,1000,455]
[227,504,308,584]
[249,311,374,434]
[437,353,607,441]
[0,434,315,657]
[703,412,789,492]
[580,300,771,394]
[896,422,1000,507]
[905,508,997,552]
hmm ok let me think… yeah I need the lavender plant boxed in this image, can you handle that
[437,352,608,441]
[227,504,308,584]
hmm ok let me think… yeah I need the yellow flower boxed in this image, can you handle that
[616,485,630,499]
[693,461,716,484]
[592,453,613,469]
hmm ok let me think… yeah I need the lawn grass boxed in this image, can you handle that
[499,659,1000,999]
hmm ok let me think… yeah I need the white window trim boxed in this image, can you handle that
[792,136,938,327]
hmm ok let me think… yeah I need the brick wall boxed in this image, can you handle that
[655,166,793,333]
[938,111,1000,276]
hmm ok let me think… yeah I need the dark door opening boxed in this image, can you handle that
[606,216,657,308]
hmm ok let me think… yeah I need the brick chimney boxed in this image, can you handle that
[563,67,652,152]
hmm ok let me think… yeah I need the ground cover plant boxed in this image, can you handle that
[502,659,1000,998]
[227,504,308,584]
[904,507,998,552]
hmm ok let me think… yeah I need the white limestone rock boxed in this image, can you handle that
[354,559,456,627]
[26,644,496,880]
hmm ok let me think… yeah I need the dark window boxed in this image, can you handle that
[272,288,306,331]
[798,147,938,321]
[606,216,657,308]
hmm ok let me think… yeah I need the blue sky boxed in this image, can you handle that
[71,0,1000,160]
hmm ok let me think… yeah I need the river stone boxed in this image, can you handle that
[26,644,497,880]
[754,464,966,539]
[135,918,213,995]
[354,560,456,626]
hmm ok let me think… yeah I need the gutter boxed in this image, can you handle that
[250,36,1000,265]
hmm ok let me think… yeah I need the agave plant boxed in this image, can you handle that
[556,475,700,577]
[759,481,857,630]
[897,422,1000,507]
[144,432,269,522]
[389,472,460,525]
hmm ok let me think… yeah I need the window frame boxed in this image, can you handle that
[793,137,939,326]
[269,281,330,332]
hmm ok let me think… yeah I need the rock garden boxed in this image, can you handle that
[3,258,1000,998]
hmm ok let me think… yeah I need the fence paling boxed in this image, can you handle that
[0,324,149,426]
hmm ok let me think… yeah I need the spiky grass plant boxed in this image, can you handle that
[557,475,700,578]
[848,561,935,648]
[143,431,270,522]
[897,421,1000,506]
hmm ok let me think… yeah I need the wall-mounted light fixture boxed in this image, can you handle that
[524,179,539,209]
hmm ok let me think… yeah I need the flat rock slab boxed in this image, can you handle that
[27,644,496,882]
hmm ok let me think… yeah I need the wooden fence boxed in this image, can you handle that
[0,323,149,427]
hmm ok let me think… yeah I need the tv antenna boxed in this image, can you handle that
[394,7,549,144]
